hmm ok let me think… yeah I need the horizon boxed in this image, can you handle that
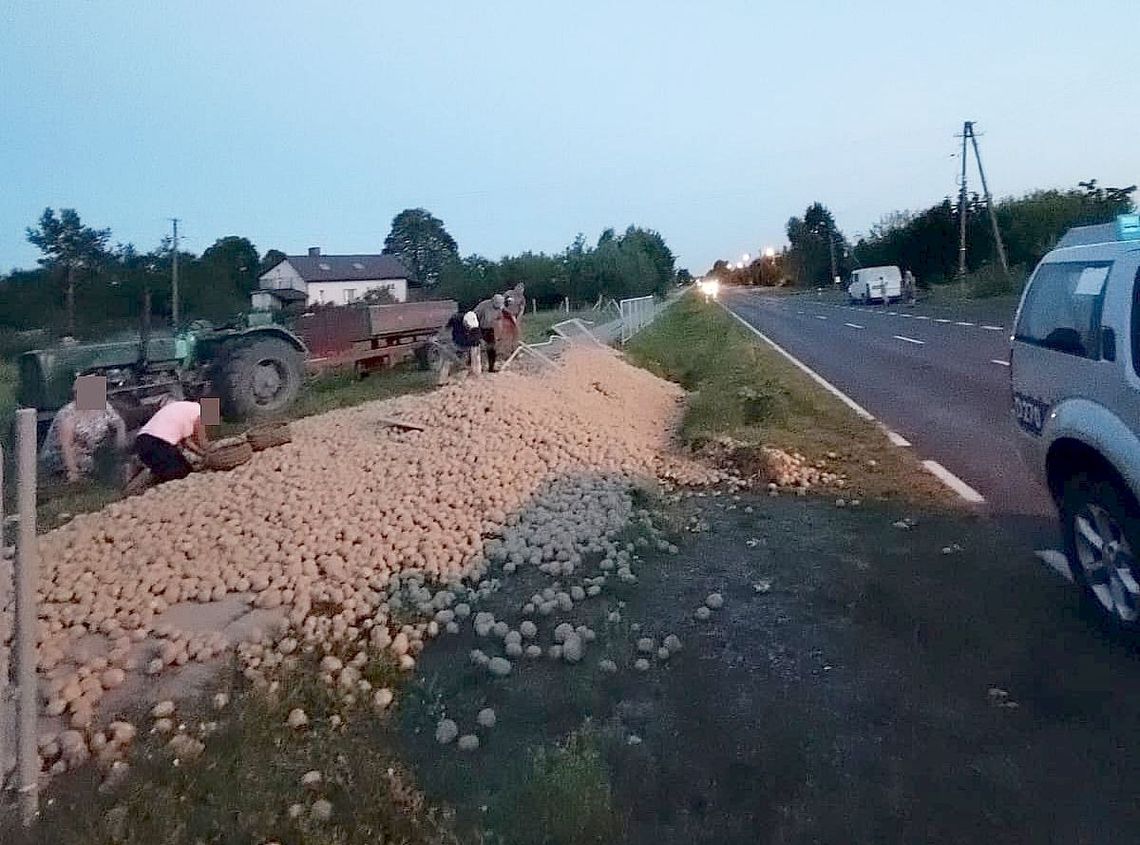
[2,1,1137,275]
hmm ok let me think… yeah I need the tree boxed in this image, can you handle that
[361,286,398,305]
[26,208,111,335]
[382,208,459,286]
[260,249,286,274]
[785,202,847,286]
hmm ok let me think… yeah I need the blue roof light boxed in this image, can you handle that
[1118,213,1140,242]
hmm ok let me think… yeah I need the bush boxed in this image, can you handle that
[966,264,1028,299]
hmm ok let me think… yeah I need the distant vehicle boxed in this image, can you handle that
[847,266,902,304]
[1011,213,1140,627]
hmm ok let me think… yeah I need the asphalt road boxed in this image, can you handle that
[722,288,1059,548]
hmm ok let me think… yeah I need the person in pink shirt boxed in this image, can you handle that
[133,398,210,482]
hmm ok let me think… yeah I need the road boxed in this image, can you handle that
[722,288,1059,548]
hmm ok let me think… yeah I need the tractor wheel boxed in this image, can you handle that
[218,337,303,420]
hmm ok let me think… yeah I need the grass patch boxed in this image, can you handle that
[520,308,614,345]
[7,661,458,845]
[625,296,952,505]
[486,726,621,845]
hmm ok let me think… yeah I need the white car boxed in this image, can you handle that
[1011,213,1140,627]
[848,266,902,304]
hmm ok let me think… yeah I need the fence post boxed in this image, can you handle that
[0,440,6,796]
[14,409,38,825]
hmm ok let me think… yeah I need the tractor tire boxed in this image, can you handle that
[218,337,303,420]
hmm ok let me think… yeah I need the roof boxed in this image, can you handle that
[267,254,411,283]
[1055,215,1140,250]
[255,287,307,302]
[1056,223,1119,249]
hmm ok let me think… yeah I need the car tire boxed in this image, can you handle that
[1061,471,1140,629]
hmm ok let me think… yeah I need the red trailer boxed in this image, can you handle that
[294,300,457,374]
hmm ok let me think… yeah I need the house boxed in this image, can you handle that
[255,247,411,309]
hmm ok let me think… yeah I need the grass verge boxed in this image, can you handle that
[624,296,952,505]
[6,660,458,845]
[520,308,614,345]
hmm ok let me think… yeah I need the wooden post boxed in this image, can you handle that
[14,409,38,824]
[0,440,7,794]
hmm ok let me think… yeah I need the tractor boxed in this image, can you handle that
[18,314,307,437]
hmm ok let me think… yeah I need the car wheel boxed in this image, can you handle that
[1061,472,1140,628]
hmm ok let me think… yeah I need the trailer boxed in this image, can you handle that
[294,300,457,375]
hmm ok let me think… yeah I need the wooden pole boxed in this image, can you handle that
[957,121,970,280]
[969,126,1010,274]
[0,441,7,794]
[14,409,38,824]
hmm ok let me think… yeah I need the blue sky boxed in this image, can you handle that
[2,1,1136,274]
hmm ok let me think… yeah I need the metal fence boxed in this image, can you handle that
[619,295,662,344]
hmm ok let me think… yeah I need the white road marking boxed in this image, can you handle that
[922,460,986,504]
[815,315,828,321]
[894,335,925,345]
[844,322,864,329]
[885,429,911,447]
[991,359,1010,367]
[899,313,913,317]
[915,316,931,320]
[934,318,952,323]
[955,321,975,326]
[722,306,876,420]
[983,325,1004,331]
[888,312,899,316]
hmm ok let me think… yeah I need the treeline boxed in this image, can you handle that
[852,180,1135,285]
[718,180,1136,293]
[1,207,682,350]
[434,226,679,311]
[1,209,278,346]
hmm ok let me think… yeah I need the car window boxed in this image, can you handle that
[1015,260,1111,358]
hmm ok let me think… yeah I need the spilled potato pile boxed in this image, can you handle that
[11,346,724,777]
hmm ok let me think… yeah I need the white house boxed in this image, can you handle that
[255,247,411,308]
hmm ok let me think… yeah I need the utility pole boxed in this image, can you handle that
[170,217,180,328]
[827,223,838,287]
[956,121,1009,279]
[969,127,1009,274]
[957,123,969,278]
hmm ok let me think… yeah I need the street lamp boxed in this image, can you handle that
[764,247,776,259]
[742,253,751,264]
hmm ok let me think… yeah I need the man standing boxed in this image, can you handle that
[474,293,506,372]
[903,269,918,305]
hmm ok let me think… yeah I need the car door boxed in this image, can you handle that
[1011,252,1115,439]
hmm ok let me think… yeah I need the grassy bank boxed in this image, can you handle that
[520,307,613,345]
[8,661,458,845]
[625,296,950,505]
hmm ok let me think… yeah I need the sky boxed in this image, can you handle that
[2,0,1137,275]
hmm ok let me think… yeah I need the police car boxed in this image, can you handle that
[1011,213,1140,626]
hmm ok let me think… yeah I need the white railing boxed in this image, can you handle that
[619,296,659,344]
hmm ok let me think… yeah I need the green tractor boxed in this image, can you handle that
[18,316,307,436]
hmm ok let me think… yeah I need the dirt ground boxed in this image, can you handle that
[396,489,1140,844]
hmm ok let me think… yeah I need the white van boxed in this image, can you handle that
[848,266,902,303]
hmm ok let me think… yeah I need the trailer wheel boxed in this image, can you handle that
[219,337,303,419]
